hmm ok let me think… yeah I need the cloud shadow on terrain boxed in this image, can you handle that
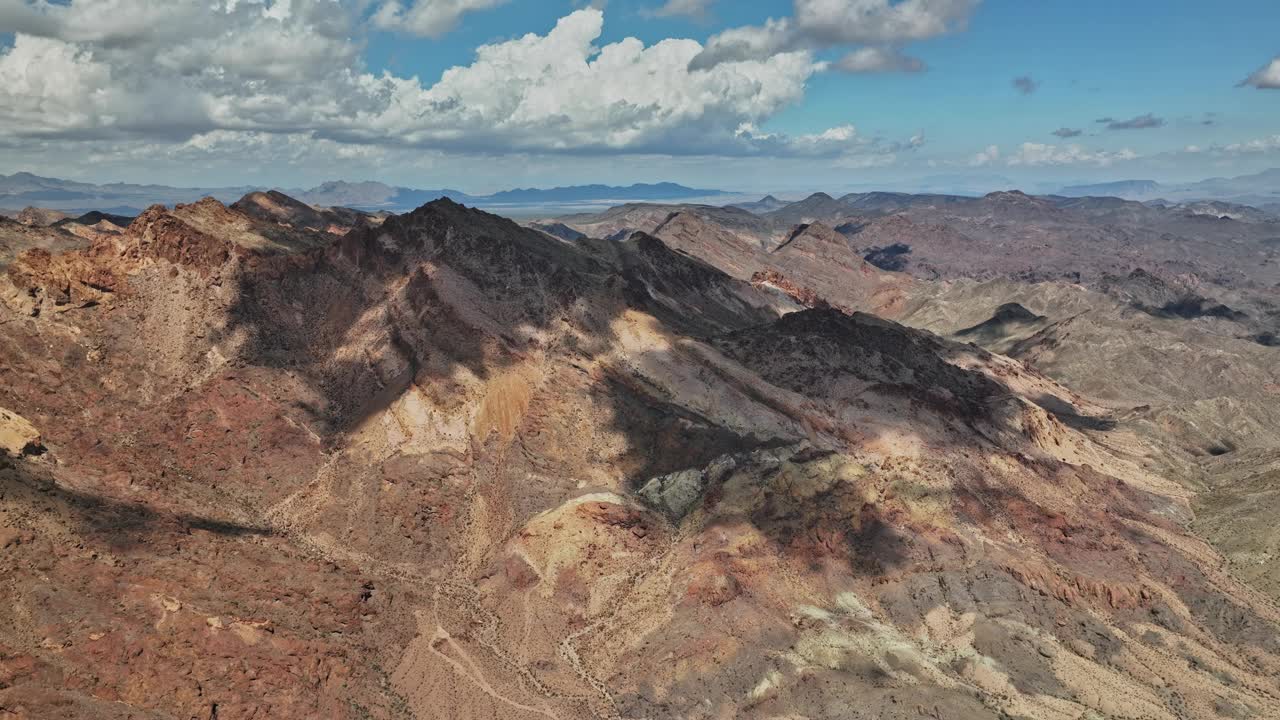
[1033,393,1117,432]
[207,201,1085,564]
[0,458,273,550]
[200,200,1029,596]
[214,200,629,438]
[176,201,1280,695]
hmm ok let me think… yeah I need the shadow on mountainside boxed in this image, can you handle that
[215,200,790,442]
[1033,393,1118,432]
[211,200,607,436]
[9,197,1280,720]
[200,200,1058,585]
[208,200,1084,521]
[0,458,272,550]
[9,198,1280,720]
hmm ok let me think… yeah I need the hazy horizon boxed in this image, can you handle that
[3,166,1278,203]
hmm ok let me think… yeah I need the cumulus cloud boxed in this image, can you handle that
[648,0,715,19]
[1222,135,1280,153]
[1006,142,1137,167]
[352,10,829,155]
[1240,57,1280,89]
[372,0,509,38]
[968,144,999,167]
[1104,113,1164,130]
[1,1,360,77]
[1052,128,1082,138]
[0,0,365,140]
[2,4,902,159]
[690,0,977,71]
[1012,75,1037,95]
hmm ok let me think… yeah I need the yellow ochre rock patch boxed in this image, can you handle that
[0,407,42,457]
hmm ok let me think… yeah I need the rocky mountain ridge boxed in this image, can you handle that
[1,189,1279,720]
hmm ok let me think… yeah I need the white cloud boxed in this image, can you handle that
[0,4,849,157]
[968,144,999,166]
[0,34,212,138]
[1221,135,1280,153]
[1170,135,1280,158]
[735,122,855,155]
[1006,142,1137,167]
[649,0,715,19]
[0,0,365,140]
[372,0,509,38]
[730,122,921,162]
[1240,57,1280,89]
[349,9,823,154]
[2,1,360,76]
[691,0,977,70]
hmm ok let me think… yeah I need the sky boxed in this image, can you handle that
[0,0,1278,194]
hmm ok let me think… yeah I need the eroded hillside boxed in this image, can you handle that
[1,194,1279,720]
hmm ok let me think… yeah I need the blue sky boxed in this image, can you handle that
[0,0,1277,192]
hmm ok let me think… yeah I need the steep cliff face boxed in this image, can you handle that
[1,196,1278,720]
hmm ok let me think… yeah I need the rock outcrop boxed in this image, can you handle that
[0,408,41,457]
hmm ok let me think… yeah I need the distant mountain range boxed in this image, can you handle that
[293,180,729,210]
[7,168,1280,218]
[1059,180,1163,197]
[0,172,256,216]
[0,172,729,215]
[1058,169,1280,208]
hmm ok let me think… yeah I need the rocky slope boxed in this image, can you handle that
[0,216,88,269]
[896,273,1280,613]
[1,194,1279,720]
[556,203,778,245]
[231,190,386,235]
[624,190,1280,628]
[13,207,70,226]
[556,190,1280,289]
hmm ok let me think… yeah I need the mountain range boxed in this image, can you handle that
[3,180,1280,719]
[1058,168,1280,210]
[0,172,729,216]
[7,169,1280,219]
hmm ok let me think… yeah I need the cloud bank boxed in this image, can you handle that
[0,2,922,161]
